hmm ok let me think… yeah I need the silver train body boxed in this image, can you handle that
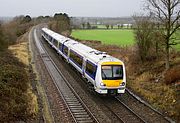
[41,28,126,95]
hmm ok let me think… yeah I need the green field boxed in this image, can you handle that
[71,29,134,46]
[71,29,180,50]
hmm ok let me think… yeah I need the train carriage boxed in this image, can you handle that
[41,28,126,95]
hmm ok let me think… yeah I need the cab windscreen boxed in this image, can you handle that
[101,65,123,80]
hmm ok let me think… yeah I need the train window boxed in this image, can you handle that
[59,42,62,50]
[101,65,123,80]
[86,61,97,79]
[53,39,59,48]
[70,50,83,68]
[49,35,52,41]
[63,45,68,56]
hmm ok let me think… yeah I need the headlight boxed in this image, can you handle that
[100,82,106,86]
[121,82,125,86]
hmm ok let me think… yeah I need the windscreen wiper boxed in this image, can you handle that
[102,70,107,79]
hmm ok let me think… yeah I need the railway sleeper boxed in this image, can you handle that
[75,117,93,121]
[68,103,82,106]
[71,109,86,113]
[78,120,94,123]
[74,114,90,118]
[64,95,76,98]
[66,100,79,102]
[73,112,89,115]
[70,107,85,110]
[66,100,79,104]
[69,105,83,108]
[63,94,76,97]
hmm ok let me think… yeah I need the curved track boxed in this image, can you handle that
[33,27,99,123]
[32,25,174,123]
[115,89,173,123]
[115,97,147,123]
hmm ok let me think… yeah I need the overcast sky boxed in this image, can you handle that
[0,0,145,17]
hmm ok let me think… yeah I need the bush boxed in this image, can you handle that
[164,66,180,84]
[0,23,8,51]
[0,51,37,122]
[49,13,71,36]
[0,51,25,67]
[2,16,33,46]
[0,65,29,92]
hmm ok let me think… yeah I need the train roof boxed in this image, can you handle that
[42,28,67,42]
[66,40,121,64]
[42,28,123,65]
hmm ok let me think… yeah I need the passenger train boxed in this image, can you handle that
[41,28,126,95]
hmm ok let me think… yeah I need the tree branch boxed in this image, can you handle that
[148,0,168,19]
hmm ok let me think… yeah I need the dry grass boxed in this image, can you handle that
[26,85,38,118]
[128,79,178,117]
[136,72,155,82]
[8,33,29,66]
[127,54,180,121]
[126,52,180,120]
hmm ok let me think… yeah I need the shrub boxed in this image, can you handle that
[0,23,8,50]
[164,66,180,84]
[0,51,37,122]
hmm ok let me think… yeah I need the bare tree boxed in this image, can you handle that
[133,14,158,62]
[146,0,180,69]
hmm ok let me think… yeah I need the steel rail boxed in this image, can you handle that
[34,27,99,123]
[126,88,175,123]
[115,97,147,123]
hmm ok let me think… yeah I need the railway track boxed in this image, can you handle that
[32,26,175,123]
[33,27,99,123]
[115,97,147,123]
[115,89,174,123]
[36,27,145,123]
[99,96,146,123]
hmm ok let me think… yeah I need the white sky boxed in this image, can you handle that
[0,0,145,17]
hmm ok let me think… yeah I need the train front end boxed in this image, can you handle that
[95,61,126,95]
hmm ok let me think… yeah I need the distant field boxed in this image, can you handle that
[71,29,135,46]
[71,29,180,50]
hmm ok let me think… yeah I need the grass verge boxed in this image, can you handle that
[28,29,54,123]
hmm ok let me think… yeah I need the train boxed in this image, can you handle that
[41,28,126,95]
